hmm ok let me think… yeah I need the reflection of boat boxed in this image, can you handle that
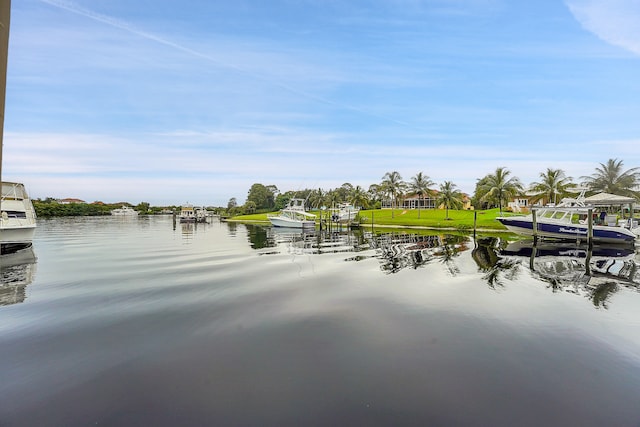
[495,240,640,307]
[268,199,316,228]
[0,246,37,306]
[501,240,635,260]
[110,205,138,216]
[1,182,37,254]
[497,195,639,244]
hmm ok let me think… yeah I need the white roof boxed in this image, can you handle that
[584,192,636,206]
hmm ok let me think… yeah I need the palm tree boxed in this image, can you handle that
[381,171,405,218]
[308,188,326,209]
[436,181,464,219]
[580,158,640,198]
[348,185,369,209]
[477,167,523,213]
[409,172,435,219]
[529,168,576,205]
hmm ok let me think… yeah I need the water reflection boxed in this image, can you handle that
[0,247,37,307]
[248,225,470,274]
[476,237,640,308]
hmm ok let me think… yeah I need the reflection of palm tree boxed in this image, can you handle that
[438,243,461,276]
[589,281,619,309]
[482,258,522,289]
[471,237,501,270]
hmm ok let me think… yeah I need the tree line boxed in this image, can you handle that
[231,158,640,216]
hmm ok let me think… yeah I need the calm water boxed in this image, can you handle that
[1,216,640,426]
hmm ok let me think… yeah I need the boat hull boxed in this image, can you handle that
[498,217,637,244]
[268,216,315,228]
[0,225,36,253]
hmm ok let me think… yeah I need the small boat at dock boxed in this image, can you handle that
[268,198,316,228]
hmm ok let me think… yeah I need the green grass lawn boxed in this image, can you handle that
[229,208,509,231]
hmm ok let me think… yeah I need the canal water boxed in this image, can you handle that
[1,216,639,426]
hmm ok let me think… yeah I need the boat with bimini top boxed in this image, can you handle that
[497,192,640,244]
[268,198,316,228]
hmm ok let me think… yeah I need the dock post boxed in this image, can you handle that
[532,209,538,244]
[587,208,593,248]
[371,211,374,234]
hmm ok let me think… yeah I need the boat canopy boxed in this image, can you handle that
[583,192,636,206]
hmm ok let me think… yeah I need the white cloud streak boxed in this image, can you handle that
[566,0,640,55]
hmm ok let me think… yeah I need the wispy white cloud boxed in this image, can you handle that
[566,0,640,55]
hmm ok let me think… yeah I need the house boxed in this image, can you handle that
[58,198,86,204]
[383,191,473,210]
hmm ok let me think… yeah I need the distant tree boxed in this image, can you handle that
[136,202,150,214]
[409,172,435,219]
[227,197,237,210]
[529,168,575,205]
[336,183,354,201]
[477,167,523,213]
[367,184,384,208]
[580,158,640,199]
[246,183,276,210]
[436,181,464,219]
[326,189,342,207]
[244,200,257,214]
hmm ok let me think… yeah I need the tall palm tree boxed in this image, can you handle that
[348,185,369,209]
[436,181,464,219]
[478,167,523,213]
[409,172,435,219]
[529,168,575,205]
[381,171,405,218]
[308,188,326,209]
[580,158,640,198]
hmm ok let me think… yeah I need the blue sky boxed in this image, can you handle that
[3,0,640,205]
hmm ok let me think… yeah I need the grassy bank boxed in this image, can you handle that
[229,208,509,231]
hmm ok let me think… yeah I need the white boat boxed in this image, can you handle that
[195,207,209,223]
[0,7,36,254]
[111,205,138,216]
[0,182,37,253]
[268,198,316,228]
[497,195,640,244]
[180,204,196,223]
[330,203,360,223]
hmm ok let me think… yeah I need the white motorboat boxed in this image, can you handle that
[195,207,209,223]
[0,7,36,254]
[179,204,196,223]
[497,194,640,244]
[111,205,138,216]
[0,182,37,253]
[330,203,360,223]
[268,198,316,228]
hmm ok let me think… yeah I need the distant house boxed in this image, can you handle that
[58,198,86,204]
[383,191,473,210]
